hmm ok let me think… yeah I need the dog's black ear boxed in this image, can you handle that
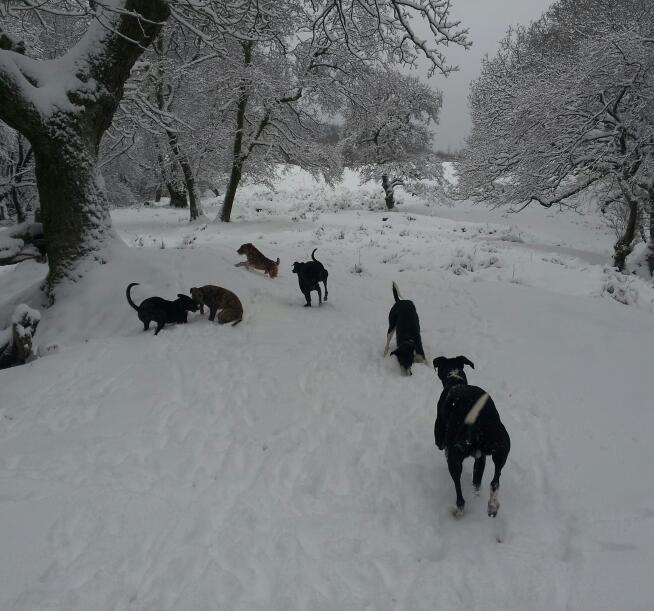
[433,356,447,369]
[457,356,474,369]
[177,293,188,299]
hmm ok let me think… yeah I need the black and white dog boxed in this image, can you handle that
[433,356,510,517]
[126,283,199,335]
[292,248,329,307]
[383,282,426,375]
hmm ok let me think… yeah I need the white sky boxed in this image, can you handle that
[418,0,555,151]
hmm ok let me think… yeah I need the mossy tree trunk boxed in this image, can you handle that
[0,1,169,297]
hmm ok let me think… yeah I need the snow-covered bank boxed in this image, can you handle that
[1,172,653,610]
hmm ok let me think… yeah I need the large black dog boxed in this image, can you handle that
[126,283,198,335]
[384,282,426,375]
[292,248,329,307]
[433,356,510,517]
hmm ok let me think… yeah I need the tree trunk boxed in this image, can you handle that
[154,184,163,202]
[648,186,654,276]
[167,183,187,208]
[220,41,252,223]
[0,0,169,297]
[32,130,112,290]
[221,161,243,223]
[381,174,395,210]
[166,131,202,220]
[613,185,639,272]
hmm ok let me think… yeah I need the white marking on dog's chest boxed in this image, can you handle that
[464,393,489,425]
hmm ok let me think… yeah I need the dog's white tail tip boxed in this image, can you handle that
[464,393,489,425]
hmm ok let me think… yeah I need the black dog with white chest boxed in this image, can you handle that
[126,283,198,335]
[292,248,329,307]
[433,355,510,517]
[384,282,426,375]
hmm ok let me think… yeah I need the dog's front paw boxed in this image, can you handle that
[487,492,500,517]
[451,505,465,519]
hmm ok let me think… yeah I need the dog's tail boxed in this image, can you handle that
[311,248,322,264]
[392,281,401,302]
[126,283,140,311]
[464,393,489,426]
[231,318,243,327]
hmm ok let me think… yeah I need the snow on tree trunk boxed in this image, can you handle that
[648,186,654,276]
[32,130,112,288]
[0,0,170,297]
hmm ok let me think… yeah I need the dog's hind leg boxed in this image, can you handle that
[217,308,240,325]
[323,277,328,301]
[316,284,322,305]
[154,320,165,335]
[414,337,428,364]
[488,449,508,517]
[383,328,395,357]
[472,454,486,493]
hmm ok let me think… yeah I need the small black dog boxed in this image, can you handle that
[126,283,198,335]
[433,355,510,517]
[384,282,426,375]
[292,248,329,307]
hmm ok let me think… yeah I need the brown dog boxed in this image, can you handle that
[236,243,279,278]
[190,285,243,326]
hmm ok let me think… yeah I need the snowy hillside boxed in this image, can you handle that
[1,170,654,610]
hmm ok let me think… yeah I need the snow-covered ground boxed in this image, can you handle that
[1,168,654,610]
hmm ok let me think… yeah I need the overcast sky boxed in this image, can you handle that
[422,0,555,150]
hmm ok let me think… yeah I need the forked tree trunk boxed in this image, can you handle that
[166,131,202,220]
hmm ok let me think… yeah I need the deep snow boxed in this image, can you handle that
[1,168,653,610]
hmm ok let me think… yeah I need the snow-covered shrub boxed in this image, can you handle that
[0,234,24,261]
[0,304,40,369]
[599,268,640,306]
[446,247,501,275]
[500,225,524,243]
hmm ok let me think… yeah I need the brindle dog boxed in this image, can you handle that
[236,243,280,278]
[190,285,243,326]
